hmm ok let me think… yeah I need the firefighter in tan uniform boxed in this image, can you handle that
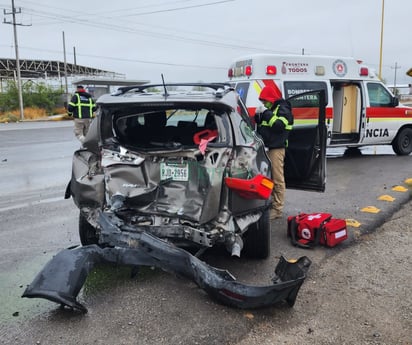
[67,85,97,143]
[254,86,293,220]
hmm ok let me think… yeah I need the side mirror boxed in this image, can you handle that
[392,96,399,107]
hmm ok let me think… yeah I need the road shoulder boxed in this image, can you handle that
[235,200,412,345]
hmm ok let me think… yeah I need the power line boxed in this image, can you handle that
[16,4,262,53]
[12,0,273,54]
[15,0,235,23]
[118,0,235,17]
[2,3,295,64]
[0,43,228,70]
[8,1,394,77]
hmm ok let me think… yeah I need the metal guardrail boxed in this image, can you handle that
[399,95,412,102]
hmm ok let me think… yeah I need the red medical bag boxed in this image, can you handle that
[287,213,348,248]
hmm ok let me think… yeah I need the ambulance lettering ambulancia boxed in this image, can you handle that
[366,128,389,137]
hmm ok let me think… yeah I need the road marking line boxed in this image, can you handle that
[360,206,380,213]
[392,185,408,192]
[346,219,361,227]
[377,195,395,202]
[0,196,65,213]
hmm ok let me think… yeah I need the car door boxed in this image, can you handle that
[284,90,327,192]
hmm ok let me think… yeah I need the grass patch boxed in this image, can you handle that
[0,107,69,123]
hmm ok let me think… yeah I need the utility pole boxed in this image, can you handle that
[391,62,401,95]
[378,0,385,80]
[73,46,77,73]
[3,0,30,121]
[62,31,69,107]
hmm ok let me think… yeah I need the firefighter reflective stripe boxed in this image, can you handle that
[69,94,95,119]
[261,105,293,130]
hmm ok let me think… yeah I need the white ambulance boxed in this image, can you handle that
[227,53,412,155]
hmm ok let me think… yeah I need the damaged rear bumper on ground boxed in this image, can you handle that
[22,212,311,313]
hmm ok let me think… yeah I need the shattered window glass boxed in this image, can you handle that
[113,108,219,149]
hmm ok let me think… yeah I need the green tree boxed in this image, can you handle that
[0,80,64,114]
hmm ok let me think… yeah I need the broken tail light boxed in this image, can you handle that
[224,174,274,199]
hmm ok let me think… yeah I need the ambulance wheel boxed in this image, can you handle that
[392,128,412,155]
[79,212,99,246]
[243,209,271,259]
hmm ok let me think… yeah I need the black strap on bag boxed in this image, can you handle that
[289,216,323,249]
[289,217,311,249]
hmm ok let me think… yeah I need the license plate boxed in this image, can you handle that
[160,163,189,181]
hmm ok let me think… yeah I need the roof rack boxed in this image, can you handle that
[115,82,233,96]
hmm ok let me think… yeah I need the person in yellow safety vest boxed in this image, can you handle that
[254,85,293,220]
[67,85,97,143]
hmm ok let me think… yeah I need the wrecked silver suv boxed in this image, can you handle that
[23,83,327,312]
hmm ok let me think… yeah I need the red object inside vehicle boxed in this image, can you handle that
[193,129,218,145]
[224,174,274,199]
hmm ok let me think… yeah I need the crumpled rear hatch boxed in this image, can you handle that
[101,108,230,223]
[101,147,229,223]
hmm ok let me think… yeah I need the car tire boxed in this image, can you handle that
[243,209,271,259]
[392,127,412,155]
[79,212,99,246]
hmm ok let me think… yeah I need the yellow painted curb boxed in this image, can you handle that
[392,185,408,192]
[51,116,65,121]
[346,218,361,227]
[361,206,380,213]
[378,195,395,202]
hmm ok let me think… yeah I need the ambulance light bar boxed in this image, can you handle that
[266,65,277,75]
[228,58,372,79]
[359,67,369,76]
[315,66,325,76]
[227,65,253,78]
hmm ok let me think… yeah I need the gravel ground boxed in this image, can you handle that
[234,200,412,345]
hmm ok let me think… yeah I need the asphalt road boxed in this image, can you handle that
[0,121,411,345]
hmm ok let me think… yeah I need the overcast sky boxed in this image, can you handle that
[0,0,410,86]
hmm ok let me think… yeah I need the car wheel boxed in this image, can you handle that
[79,212,99,246]
[392,128,412,155]
[243,209,271,259]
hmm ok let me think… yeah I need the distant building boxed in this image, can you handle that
[0,57,120,79]
[0,57,126,93]
[387,84,411,96]
[73,78,150,99]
